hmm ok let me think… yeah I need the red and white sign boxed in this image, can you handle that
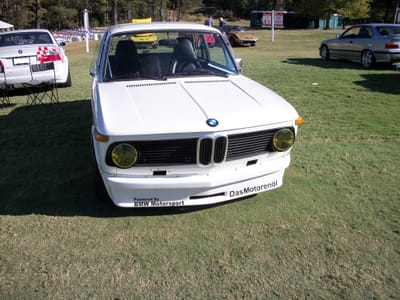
[262,12,284,28]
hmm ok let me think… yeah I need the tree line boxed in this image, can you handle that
[0,0,398,30]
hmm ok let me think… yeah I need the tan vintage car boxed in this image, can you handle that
[225,25,258,47]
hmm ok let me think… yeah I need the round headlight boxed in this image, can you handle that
[273,128,295,152]
[111,143,138,168]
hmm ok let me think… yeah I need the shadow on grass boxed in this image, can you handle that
[354,73,400,95]
[283,57,398,70]
[284,58,400,94]
[0,100,247,217]
[284,57,367,70]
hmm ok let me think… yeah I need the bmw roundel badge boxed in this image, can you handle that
[206,118,219,127]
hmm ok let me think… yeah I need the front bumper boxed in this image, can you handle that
[100,154,290,208]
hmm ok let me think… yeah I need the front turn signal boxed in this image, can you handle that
[295,116,304,126]
[94,128,109,142]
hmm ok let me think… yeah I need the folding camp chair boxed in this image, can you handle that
[24,62,59,105]
[0,60,10,107]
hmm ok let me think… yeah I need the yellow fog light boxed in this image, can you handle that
[111,143,138,168]
[273,128,295,152]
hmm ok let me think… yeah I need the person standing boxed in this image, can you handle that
[204,15,213,26]
[219,17,227,32]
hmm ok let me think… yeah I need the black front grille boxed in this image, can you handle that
[107,139,197,166]
[199,138,213,165]
[214,136,228,163]
[198,136,228,165]
[107,128,286,167]
[226,129,276,161]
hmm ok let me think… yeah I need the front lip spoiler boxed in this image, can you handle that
[99,154,291,207]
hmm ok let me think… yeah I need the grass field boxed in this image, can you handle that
[1,29,399,299]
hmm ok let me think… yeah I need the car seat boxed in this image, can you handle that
[170,38,200,74]
[358,28,370,38]
[112,40,141,77]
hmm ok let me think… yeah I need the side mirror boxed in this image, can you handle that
[336,34,341,39]
[235,58,243,73]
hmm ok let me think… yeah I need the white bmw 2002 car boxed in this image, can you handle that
[0,29,71,88]
[90,22,303,208]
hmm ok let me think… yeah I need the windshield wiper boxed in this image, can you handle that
[188,69,229,77]
[109,74,168,81]
[168,68,229,78]
[134,73,169,81]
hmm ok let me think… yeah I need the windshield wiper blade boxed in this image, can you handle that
[134,74,168,81]
[189,69,229,77]
[168,69,229,78]
[109,74,168,81]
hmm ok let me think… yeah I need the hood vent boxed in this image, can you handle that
[126,81,176,88]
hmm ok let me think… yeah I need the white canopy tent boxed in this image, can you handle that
[0,20,14,32]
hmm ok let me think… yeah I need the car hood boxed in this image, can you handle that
[94,76,298,136]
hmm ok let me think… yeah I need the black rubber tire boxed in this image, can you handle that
[361,50,375,68]
[90,135,112,203]
[320,45,330,61]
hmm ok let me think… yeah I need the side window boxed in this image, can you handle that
[378,28,391,36]
[209,34,228,66]
[193,34,208,60]
[358,27,372,38]
[343,27,360,38]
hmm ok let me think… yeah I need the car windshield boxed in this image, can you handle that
[101,30,238,81]
[0,32,52,47]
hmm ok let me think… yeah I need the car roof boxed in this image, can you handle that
[106,22,221,35]
[0,29,51,36]
[351,23,400,27]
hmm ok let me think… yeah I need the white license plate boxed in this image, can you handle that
[13,57,30,65]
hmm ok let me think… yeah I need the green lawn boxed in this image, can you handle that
[1,29,399,299]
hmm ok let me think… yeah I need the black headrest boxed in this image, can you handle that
[173,39,197,61]
[115,40,138,56]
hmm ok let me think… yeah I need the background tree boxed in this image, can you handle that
[336,0,371,22]
[369,0,399,22]
[0,0,399,30]
[0,0,32,29]
[289,0,374,27]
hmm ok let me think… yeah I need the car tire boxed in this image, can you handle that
[320,45,329,61]
[361,50,375,68]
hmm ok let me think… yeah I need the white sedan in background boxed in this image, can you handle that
[0,29,71,88]
[90,22,302,208]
